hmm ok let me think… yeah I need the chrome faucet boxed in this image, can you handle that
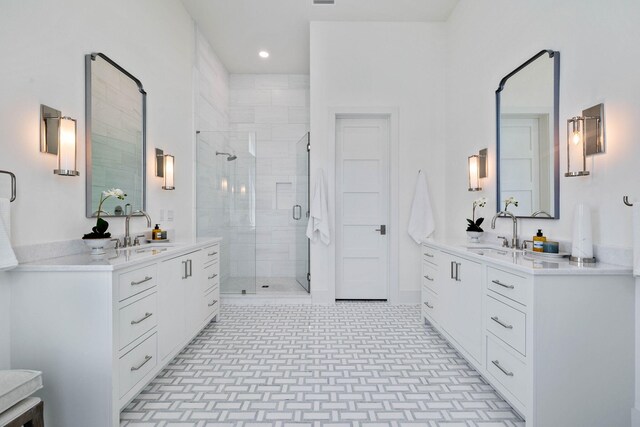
[491,211,519,249]
[124,210,152,247]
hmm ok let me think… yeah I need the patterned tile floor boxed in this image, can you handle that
[121,303,524,427]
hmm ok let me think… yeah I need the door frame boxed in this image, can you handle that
[327,107,399,303]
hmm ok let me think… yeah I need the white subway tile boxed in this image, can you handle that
[254,106,289,124]
[271,89,308,107]
[230,89,271,106]
[255,75,289,89]
[230,74,256,89]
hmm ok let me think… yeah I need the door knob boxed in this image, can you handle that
[375,225,386,235]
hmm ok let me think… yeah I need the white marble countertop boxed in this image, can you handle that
[12,237,222,272]
[422,238,632,276]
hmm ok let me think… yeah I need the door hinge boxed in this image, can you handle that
[307,143,310,152]
[307,273,311,282]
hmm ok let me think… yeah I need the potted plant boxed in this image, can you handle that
[466,197,486,242]
[83,188,126,254]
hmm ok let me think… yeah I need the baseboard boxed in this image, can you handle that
[311,289,332,305]
[632,407,640,427]
[397,290,421,305]
[222,294,312,305]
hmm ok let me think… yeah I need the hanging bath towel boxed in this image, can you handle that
[306,169,331,245]
[407,170,435,244]
[0,198,18,271]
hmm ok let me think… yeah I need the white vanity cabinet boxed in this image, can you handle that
[420,242,634,427]
[8,238,222,427]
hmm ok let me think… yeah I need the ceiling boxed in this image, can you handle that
[181,0,460,74]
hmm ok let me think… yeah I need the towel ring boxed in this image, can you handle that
[0,170,16,202]
[623,196,633,207]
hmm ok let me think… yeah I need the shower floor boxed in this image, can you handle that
[223,276,309,295]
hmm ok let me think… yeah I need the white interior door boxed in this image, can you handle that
[335,117,389,300]
[500,117,540,215]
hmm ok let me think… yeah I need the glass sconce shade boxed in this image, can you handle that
[468,154,481,191]
[162,154,175,190]
[54,117,80,176]
[565,117,589,177]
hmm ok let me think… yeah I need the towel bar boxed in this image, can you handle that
[623,196,633,207]
[0,170,16,202]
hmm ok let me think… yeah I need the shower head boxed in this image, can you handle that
[216,151,237,161]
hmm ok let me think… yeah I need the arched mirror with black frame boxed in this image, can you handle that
[496,49,560,219]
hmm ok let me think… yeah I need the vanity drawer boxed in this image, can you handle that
[119,332,157,398]
[118,264,157,302]
[421,287,438,324]
[486,336,527,405]
[203,261,220,293]
[204,288,219,320]
[487,267,528,306]
[486,296,526,355]
[119,292,158,350]
[422,245,440,268]
[422,262,438,293]
[203,243,220,265]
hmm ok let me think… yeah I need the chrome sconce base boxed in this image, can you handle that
[564,170,589,178]
[54,169,80,177]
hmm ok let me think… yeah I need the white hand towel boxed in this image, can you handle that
[306,169,330,245]
[0,198,17,271]
[633,203,640,276]
[407,170,435,244]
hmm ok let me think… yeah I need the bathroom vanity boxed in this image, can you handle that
[420,240,634,427]
[8,238,222,427]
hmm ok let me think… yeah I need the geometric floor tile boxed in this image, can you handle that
[120,303,524,427]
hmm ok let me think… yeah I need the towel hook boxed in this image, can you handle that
[0,170,16,202]
[623,196,633,207]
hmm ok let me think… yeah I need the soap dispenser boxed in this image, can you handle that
[152,224,163,240]
[533,229,546,252]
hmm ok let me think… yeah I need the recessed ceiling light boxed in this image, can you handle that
[259,50,270,59]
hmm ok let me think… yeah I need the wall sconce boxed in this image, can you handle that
[565,103,605,177]
[155,148,175,190]
[468,148,487,191]
[40,104,80,176]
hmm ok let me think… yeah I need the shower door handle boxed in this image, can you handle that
[292,205,302,220]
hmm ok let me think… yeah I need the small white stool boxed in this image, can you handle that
[0,370,43,427]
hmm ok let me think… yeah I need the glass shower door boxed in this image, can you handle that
[295,133,310,292]
[196,131,256,294]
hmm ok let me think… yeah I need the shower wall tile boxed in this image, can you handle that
[228,107,254,123]
[229,73,309,278]
[288,107,310,124]
[229,74,256,89]
[255,75,289,89]
[230,89,271,106]
[254,106,289,124]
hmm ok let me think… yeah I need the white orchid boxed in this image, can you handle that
[102,188,126,200]
[473,197,487,209]
[504,196,519,211]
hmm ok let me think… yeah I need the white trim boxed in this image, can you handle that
[327,107,400,303]
[632,407,640,427]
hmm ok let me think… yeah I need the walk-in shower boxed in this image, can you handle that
[196,131,310,295]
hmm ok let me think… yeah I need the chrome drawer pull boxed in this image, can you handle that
[491,316,513,329]
[491,279,514,289]
[131,312,153,325]
[423,301,434,309]
[208,251,218,256]
[131,355,152,371]
[131,276,152,286]
[208,273,218,280]
[424,252,434,258]
[492,360,514,377]
[423,275,434,281]
[208,299,218,307]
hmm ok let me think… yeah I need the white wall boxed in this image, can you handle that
[0,276,9,369]
[0,0,196,368]
[229,74,310,278]
[310,22,446,303]
[444,0,640,421]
